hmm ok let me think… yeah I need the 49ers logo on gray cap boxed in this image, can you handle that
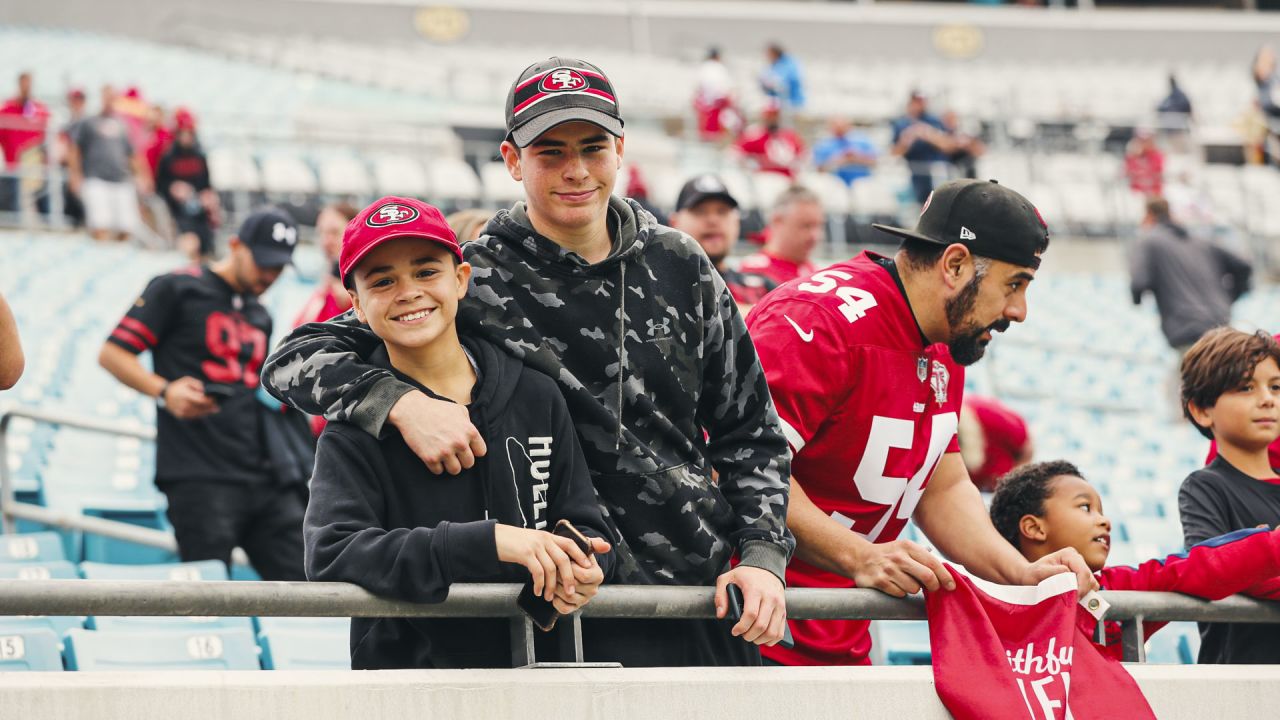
[539,68,587,93]
[366,202,420,227]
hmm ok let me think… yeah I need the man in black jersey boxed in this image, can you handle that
[99,207,305,579]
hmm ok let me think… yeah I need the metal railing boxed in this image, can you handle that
[1,580,1278,666]
[0,407,249,566]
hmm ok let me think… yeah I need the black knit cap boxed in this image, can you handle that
[873,179,1049,269]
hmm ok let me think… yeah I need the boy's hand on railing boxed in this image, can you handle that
[495,525,590,601]
[715,566,787,646]
[552,545,610,615]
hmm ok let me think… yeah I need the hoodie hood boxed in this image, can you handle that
[484,195,648,273]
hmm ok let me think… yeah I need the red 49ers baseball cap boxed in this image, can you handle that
[505,57,624,147]
[340,196,463,284]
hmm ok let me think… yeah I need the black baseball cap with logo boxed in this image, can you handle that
[676,174,738,212]
[237,207,299,268]
[504,57,624,148]
[873,179,1049,269]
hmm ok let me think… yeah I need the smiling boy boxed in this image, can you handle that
[990,460,1280,661]
[303,196,613,669]
[1177,327,1280,663]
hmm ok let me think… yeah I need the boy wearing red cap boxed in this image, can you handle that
[303,196,614,669]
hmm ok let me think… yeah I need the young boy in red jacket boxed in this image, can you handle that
[989,459,1280,660]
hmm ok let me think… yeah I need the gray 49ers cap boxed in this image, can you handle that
[505,57,624,147]
[873,179,1049,269]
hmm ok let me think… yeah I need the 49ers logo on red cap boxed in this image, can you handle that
[539,68,587,93]
[366,203,420,228]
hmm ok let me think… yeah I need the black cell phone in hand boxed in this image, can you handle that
[724,583,744,623]
[516,520,595,632]
[202,383,238,401]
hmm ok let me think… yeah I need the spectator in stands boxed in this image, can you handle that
[1157,75,1194,132]
[142,105,172,180]
[1123,128,1164,198]
[445,208,494,243]
[0,290,22,390]
[156,109,220,262]
[990,460,1280,661]
[759,42,805,112]
[48,88,87,227]
[735,101,805,178]
[99,207,308,581]
[739,185,822,286]
[294,202,358,330]
[1252,45,1280,156]
[669,173,775,308]
[305,196,613,669]
[812,117,877,187]
[941,110,985,181]
[957,394,1033,493]
[1178,327,1280,664]
[262,57,793,667]
[0,71,50,213]
[694,47,739,143]
[1129,196,1252,416]
[68,85,151,242]
[890,91,951,205]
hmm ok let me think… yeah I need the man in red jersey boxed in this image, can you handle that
[746,178,1094,666]
[738,185,822,286]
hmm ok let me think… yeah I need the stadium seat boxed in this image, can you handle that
[79,560,254,633]
[316,155,375,198]
[479,162,525,205]
[425,158,482,206]
[0,559,85,637]
[1144,622,1200,664]
[258,629,350,670]
[0,532,67,563]
[371,155,432,197]
[871,620,932,665]
[63,628,261,671]
[207,147,263,192]
[0,628,64,671]
[261,154,320,195]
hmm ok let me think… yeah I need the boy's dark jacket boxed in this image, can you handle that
[304,335,613,669]
[270,197,793,587]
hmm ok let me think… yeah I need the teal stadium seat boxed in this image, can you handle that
[0,561,85,637]
[871,620,932,665]
[79,561,253,633]
[63,628,261,671]
[0,628,64,671]
[1144,622,1200,664]
[0,532,67,562]
[258,629,350,670]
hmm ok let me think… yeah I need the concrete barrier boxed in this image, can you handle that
[2,665,1277,719]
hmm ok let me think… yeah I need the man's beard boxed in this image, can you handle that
[945,274,1010,366]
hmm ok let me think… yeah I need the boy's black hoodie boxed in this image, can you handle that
[304,334,612,669]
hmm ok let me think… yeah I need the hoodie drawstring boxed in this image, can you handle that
[616,260,627,451]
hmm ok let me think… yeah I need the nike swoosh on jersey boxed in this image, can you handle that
[784,314,814,342]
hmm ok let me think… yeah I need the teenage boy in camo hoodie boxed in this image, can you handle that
[304,196,613,669]
[264,57,794,667]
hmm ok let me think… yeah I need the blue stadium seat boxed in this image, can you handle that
[258,629,350,670]
[254,616,349,634]
[79,561,253,633]
[63,628,261,671]
[0,628,64,671]
[0,560,86,637]
[0,532,67,562]
[1144,622,1200,664]
[872,620,932,665]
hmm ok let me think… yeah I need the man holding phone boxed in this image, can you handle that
[264,58,793,666]
[99,207,307,580]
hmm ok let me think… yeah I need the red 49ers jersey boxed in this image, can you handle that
[746,251,964,666]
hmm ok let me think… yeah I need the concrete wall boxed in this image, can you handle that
[1,665,1277,719]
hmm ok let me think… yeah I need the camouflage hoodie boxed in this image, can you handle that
[264,196,793,586]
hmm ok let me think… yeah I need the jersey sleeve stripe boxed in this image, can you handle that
[778,417,806,452]
[109,328,146,353]
[119,317,158,346]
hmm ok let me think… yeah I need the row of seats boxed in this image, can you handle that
[0,546,349,672]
